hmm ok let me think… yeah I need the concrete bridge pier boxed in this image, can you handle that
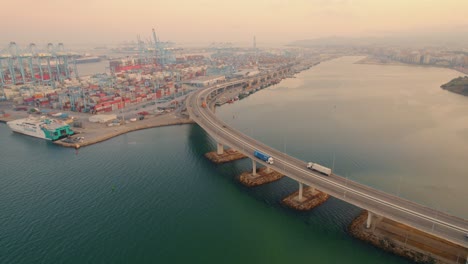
[217,142,224,155]
[366,211,374,229]
[238,158,284,187]
[297,182,304,201]
[204,144,247,164]
[297,184,317,201]
[282,181,329,211]
[252,159,257,175]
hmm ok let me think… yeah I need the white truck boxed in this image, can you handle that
[307,162,332,176]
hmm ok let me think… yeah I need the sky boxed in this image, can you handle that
[1,0,467,48]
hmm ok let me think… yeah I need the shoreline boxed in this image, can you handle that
[55,115,195,148]
[440,76,468,97]
[355,56,468,75]
[348,211,468,264]
[1,113,195,148]
[1,60,321,149]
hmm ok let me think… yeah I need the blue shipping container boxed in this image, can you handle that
[254,150,270,162]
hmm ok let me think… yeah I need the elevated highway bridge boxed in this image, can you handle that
[185,70,468,252]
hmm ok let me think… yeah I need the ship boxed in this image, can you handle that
[75,56,101,64]
[7,116,74,141]
[109,57,156,73]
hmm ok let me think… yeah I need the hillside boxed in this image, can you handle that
[441,76,468,96]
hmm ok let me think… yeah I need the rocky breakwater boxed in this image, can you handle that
[205,149,247,164]
[348,211,468,264]
[239,167,284,187]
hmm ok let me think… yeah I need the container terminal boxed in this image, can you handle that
[0,29,326,145]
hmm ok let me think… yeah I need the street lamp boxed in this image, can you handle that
[332,153,336,171]
[283,135,286,172]
[344,174,349,199]
[431,204,439,233]
[397,175,402,197]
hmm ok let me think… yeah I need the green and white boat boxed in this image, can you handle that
[7,116,74,141]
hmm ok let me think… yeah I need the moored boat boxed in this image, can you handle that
[7,116,74,141]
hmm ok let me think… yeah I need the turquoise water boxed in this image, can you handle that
[1,56,466,263]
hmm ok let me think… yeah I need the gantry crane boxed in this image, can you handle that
[9,42,27,84]
[57,43,70,79]
[0,48,10,86]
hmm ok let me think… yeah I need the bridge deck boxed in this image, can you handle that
[186,75,468,248]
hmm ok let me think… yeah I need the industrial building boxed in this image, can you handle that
[185,76,226,87]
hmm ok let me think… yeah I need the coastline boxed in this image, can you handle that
[440,76,468,97]
[348,211,468,264]
[355,56,468,75]
[1,112,194,148]
[1,60,321,149]
[354,56,407,66]
[54,114,195,148]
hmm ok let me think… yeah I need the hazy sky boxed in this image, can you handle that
[1,0,467,47]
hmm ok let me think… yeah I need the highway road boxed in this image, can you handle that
[186,80,468,248]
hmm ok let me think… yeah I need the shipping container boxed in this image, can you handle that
[307,162,332,176]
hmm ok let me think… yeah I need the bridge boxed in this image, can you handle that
[185,72,468,252]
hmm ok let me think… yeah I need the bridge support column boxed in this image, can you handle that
[265,166,271,173]
[217,143,224,155]
[366,211,373,229]
[283,183,329,210]
[297,182,304,201]
[309,185,315,193]
[252,160,257,176]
